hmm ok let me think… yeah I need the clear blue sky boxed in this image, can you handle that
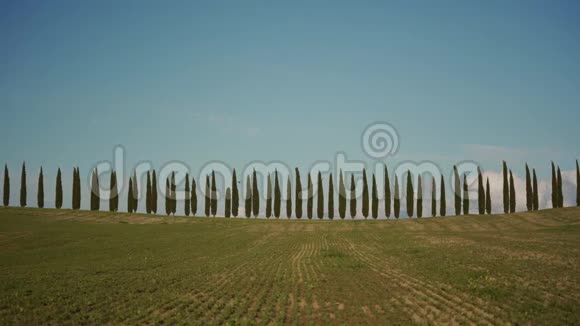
[1,1,579,211]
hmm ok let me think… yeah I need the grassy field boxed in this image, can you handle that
[0,207,579,325]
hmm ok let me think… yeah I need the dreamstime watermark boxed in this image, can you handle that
[88,122,484,206]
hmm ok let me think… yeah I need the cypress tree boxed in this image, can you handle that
[55,168,62,209]
[406,171,414,218]
[295,168,302,219]
[231,169,238,217]
[20,162,26,207]
[431,176,436,217]
[151,170,157,214]
[349,174,356,219]
[286,176,292,219]
[191,177,197,216]
[132,171,138,212]
[184,173,190,216]
[503,161,509,214]
[463,174,469,215]
[317,171,324,219]
[328,174,334,220]
[384,164,391,218]
[274,170,281,218]
[164,178,170,215]
[72,168,77,209]
[454,165,461,216]
[91,168,100,211]
[3,165,9,207]
[478,167,485,215]
[109,171,117,212]
[362,169,369,218]
[509,170,516,213]
[251,170,258,217]
[37,167,44,208]
[225,187,231,218]
[128,176,134,213]
[265,173,272,218]
[394,175,400,219]
[525,164,532,211]
[146,171,152,214]
[551,162,557,208]
[416,174,422,218]
[557,166,563,208]
[532,169,539,211]
[211,171,217,217]
[486,177,491,214]
[205,175,211,217]
[338,169,346,219]
[371,174,378,219]
[440,176,446,217]
[576,160,579,207]
[307,173,313,219]
[171,172,176,215]
[245,175,251,218]
[75,168,81,210]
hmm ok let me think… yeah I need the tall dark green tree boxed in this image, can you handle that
[274,170,281,218]
[90,168,100,211]
[252,169,259,217]
[191,176,197,216]
[231,169,238,217]
[307,173,313,219]
[503,161,509,214]
[338,169,346,219]
[576,160,579,207]
[128,176,134,213]
[557,166,563,208]
[72,168,77,209]
[20,162,26,207]
[362,169,369,218]
[509,170,516,213]
[109,171,117,212]
[406,171,414,218]
[431,176,436,217]
[295,168,302,219]
[184,173,190,216]
[384,164,391,218]
[416,174,422,218]
[132,171,138,212]
[462,174,469,215]
[211,171,217,217]
[453,165,461,216]
[371,174,378,219]
[151,170,157,214]
[3,165,9,207]
[525,164,532,211]
[328,174,334,220]
[225,187,231,218]
[245,175,251,218]
[394,175,400,219]
[205,175,211,217]
[164,178,170,215]
[440,176,446,217]
[146,171,152,214]
[317,172,324,219]
[486,177,491,214]
[55,168,62,209]
[265,173,272,218]
[74,168,81,210]
[171,172,177,215]
[478,167,485,215]
[532,169,539,211]
[349,174,356,219]
[551,162,557,208]
[286,176,292,219]
[37,167,44,208]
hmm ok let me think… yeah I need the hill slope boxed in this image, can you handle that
[1,207,579,324]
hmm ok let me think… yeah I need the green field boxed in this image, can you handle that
[0,207,579,325]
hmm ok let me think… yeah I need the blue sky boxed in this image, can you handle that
[1,1,579,212]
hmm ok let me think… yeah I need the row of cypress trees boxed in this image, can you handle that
[2,161,579,217]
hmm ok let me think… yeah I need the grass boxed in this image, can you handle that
[0,206,579,324]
